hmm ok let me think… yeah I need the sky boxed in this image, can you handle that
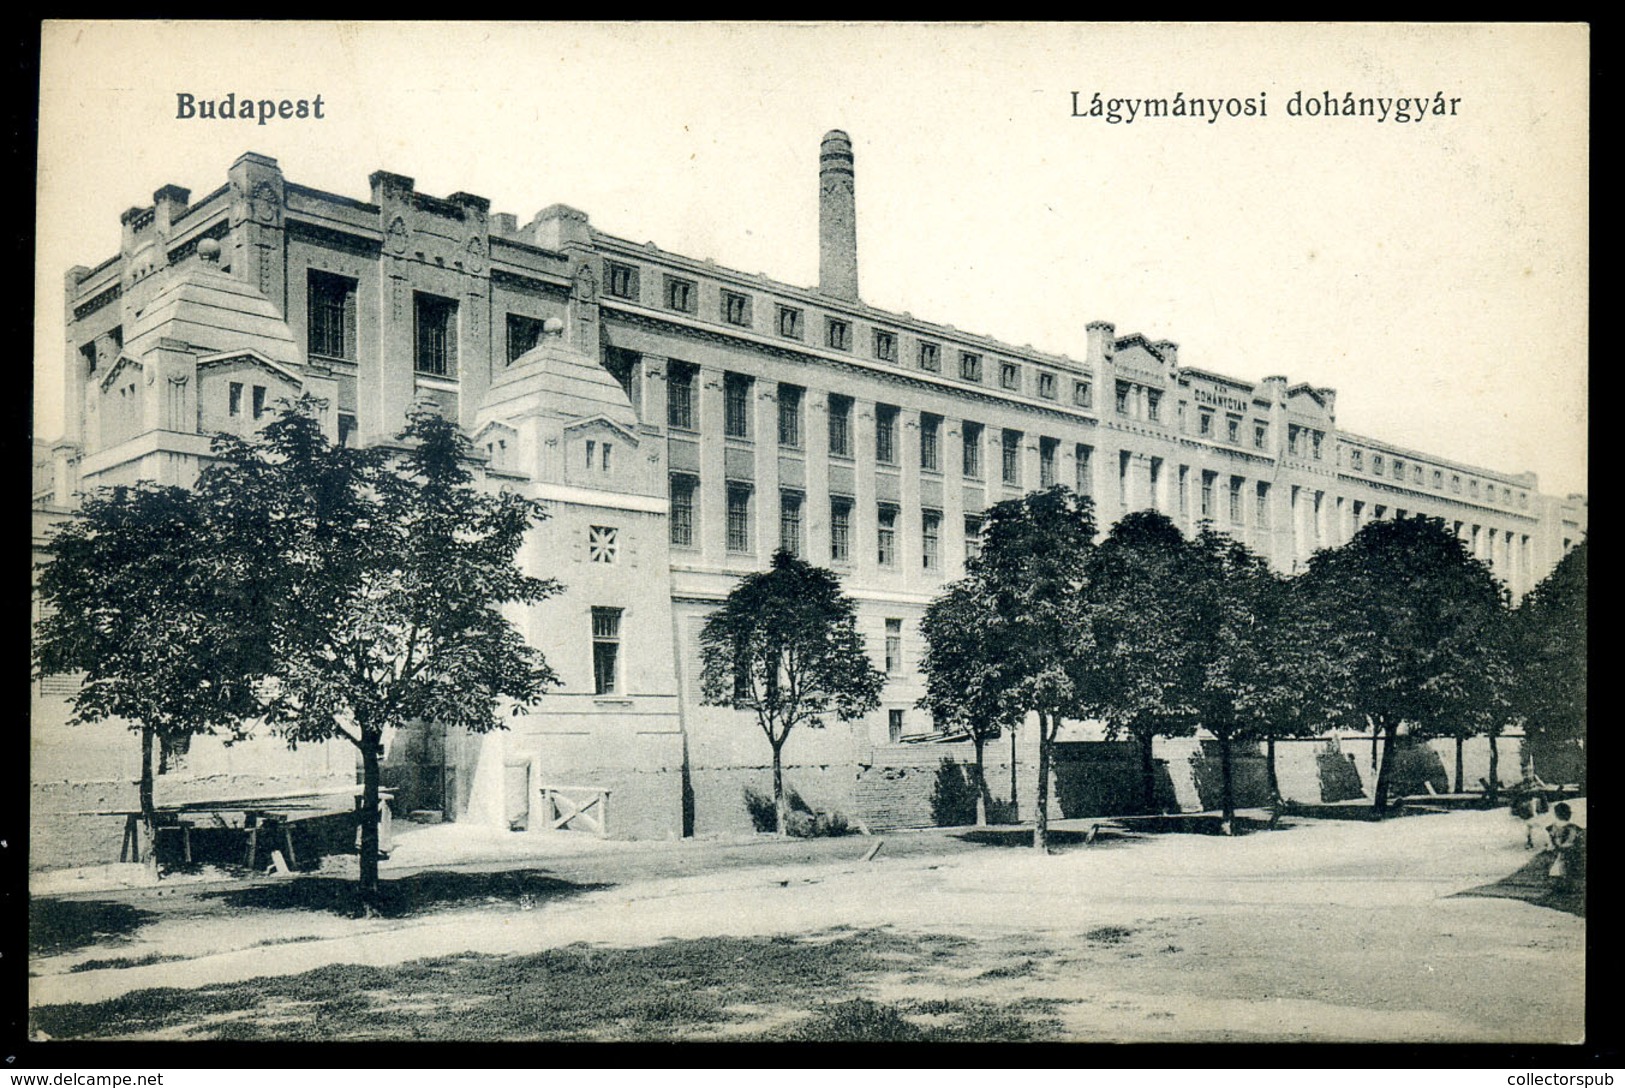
[34,22,1589,496]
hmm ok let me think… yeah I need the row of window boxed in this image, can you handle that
[671,371,1092,488]
[595,602,915,708]
[307,269,561,379]
[605,260,1092,403]
[670,473,985,570]
[1345,447,1527,508]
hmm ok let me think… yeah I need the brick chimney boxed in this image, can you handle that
[818,130,859,300]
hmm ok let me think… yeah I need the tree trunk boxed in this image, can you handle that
[1455,735,1465,794]
[1009,726,1019,822]
[1266,735,1281,808]
[1032,712,1051,851]
[1487,733,1500,804]
[1371,721,1397,817]
[1139,732,1157,814]
[138,725,157,868]
[359,731,383,910]
[972,734,988,827]
[1219,732,1235,834]
[772,739,787,837]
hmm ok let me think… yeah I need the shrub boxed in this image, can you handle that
[929,758,979,826]
[743,785,851,837]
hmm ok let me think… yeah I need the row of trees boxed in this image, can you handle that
[915,486,1585,849]
[34,399,559,907]
[34,397,1587,885]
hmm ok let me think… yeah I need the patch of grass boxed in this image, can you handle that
[1084,925,1135,944]
[30,929,975,1041]
[978,958,1037,979]
[778,997,1063,1042]
[68,952,188,974]
[254,935,324,948]
[790,998,926,1041]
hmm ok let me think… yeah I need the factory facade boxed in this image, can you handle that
[32,134,1587,863]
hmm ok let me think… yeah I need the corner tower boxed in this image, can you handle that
[818,129,859,300]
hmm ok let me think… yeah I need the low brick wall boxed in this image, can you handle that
[30,772,356,872]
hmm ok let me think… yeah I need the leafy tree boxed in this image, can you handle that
[917,577,1025,825]
[32,484,266,861]
[1182,526,1312,830]
[1295,516,1504,816]
[200,398,561,905]
[698,550,886,835]
[1081,511,1200,814]
[971,486,1097,851]
[1255,573,1344,807]
[1509,539,1587,789]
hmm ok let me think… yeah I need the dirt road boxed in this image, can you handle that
[28,809,1584,1042]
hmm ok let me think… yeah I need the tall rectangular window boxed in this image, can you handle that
[920,414,941,472]
[605,262,638,300]
[828,395,853,457]
[826,318,851,350]
[1178,465,1190,518]
[726,485,752,553]
[777,306,803,340]
[1074,380,1093,408]
[1146,389,1162,421]
[965,515,984,563]
[413,293,458,377]
[885,618,903,675]
[229,381,243,417]
[1226,415,1241,444]
[999,361,1020,391]
[602,347,640,410]
[1201,470,1216,518]
[888,709,905,743]
[779,491,803,556]
[724,373,752,439]
[1075,443,1093,495]
[1256,481,1271,527]
[1116,381,1132,416]
[1039,437,1057,488]
[875,404,898,465]
[922,510,941,571]
[830,498,852,562]
[962,422,983,478]
[307,270,356,360]
[591,607,622,696]
[670,474,696,547]
[959,352,982,382]
[722,290,752,327]
[1118,451,1131,508]
[778,384,803,448]
[1001,430,1021,486]
[918,342,940,372]
[877,504,898,567]
[874,330,897,361]
[252,385,267,420]
[1229,475,1244,524]
[1254,421,1268,449]
[664,275,696,313]
[1199,409,1214,437]
[506,313,544,365]
[1038,372,1057,400]
[667,362,696,430]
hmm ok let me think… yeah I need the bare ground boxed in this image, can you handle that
[27,809,1584,1043]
